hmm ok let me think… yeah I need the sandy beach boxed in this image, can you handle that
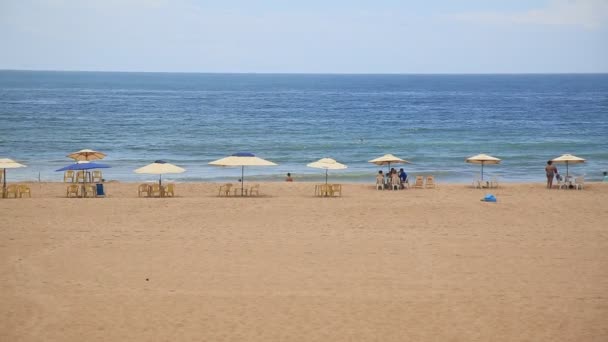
[1,182,607,341]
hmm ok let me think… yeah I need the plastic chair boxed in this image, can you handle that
[318,184,332,197]
[83,184,96,198]
[150,184,162,197]
[63,170,75,183]
[95,183,106,197]
[556,177,568,189]
[5,184,19,198]
[574,176,585,190]
[92,170,103,183]
[331,184,342,196]
[218,184,232,197]
[75,171,86,183]
[164,183,175,197]
[66,184,80,198]
[375,179,384,190]
[425,176,436,189]
[413,176,424,189]
[18,184,31,198]
[248,184,260,196]
[489,176,499,189]
[138,184,151,197]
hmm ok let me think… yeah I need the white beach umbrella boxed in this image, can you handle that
[134,160,185,186]
[67,149,106,161]
[209,152,277,196]
[368,154,410,173]
[307,158,348,184]
[0,158,27,198]
[465,154,501,181]
[551,154,585,177]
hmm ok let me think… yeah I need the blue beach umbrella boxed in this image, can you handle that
[55,162,112,172]
[56,161,111,197]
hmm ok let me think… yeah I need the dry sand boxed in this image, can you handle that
[1,181,607,341]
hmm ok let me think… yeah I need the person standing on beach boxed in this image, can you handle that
[545,160,558,189]
[285,173,293,182]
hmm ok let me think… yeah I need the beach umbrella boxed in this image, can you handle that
[307,158,348,184]
[56,161,111,197]
[67,149,106,161]
[0,158,27,198]
[134,160,185,186]
[466,154,501,181]
[552,154,585,177]
[368,154,410,173]
[209,152,277,196]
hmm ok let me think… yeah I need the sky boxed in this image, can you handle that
[0,0,607,73]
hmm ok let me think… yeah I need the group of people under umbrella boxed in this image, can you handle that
[0,150,589,198]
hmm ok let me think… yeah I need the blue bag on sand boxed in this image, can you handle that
[481,194,497,202]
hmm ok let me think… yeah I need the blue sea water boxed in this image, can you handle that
[1,70,607,183]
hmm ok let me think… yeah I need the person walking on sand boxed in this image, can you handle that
[285,173,293,182]
[545,160,558,189]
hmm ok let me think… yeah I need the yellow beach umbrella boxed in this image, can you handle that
[368,153,410,173]
[0,158,27,198]
[552,154,585,177]
[67,149,106,161]
[209,152,277,196]
[307,158,348,184]
[134,160,185,186]
[466,153,501,181]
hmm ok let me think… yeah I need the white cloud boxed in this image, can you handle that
[449,0,608,30]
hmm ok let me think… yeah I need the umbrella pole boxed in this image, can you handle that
[481,162,484,181]
[325,169,328,185]
[566,162,569,177]
[159,174,162,187]
[2,169,6,199]
[241,166,244,197]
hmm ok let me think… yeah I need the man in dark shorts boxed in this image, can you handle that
[545,160,558,189]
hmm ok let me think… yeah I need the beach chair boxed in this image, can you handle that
[319,184,332,197]
[63,170,75,183]
[150,184,162,197]
[83,184,97,198]
[248,184,260,196]
[413,176,424,189]
[331,184,342,197]
[92,170,103,183]
[425,176,436,188]
[5,184,19,198]
[138,184,151,197]
[555,177,567,189]
[574,176,585,190]
[18,184,31,198]
[218,184,232,197]
[164,183,175,197]
[375,179,384,190]
[66,184,80,198]
[75,171,86,183]
[95,183,106,197]
[489,176,499,188]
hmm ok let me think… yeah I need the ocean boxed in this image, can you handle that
[1,71,607,183]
